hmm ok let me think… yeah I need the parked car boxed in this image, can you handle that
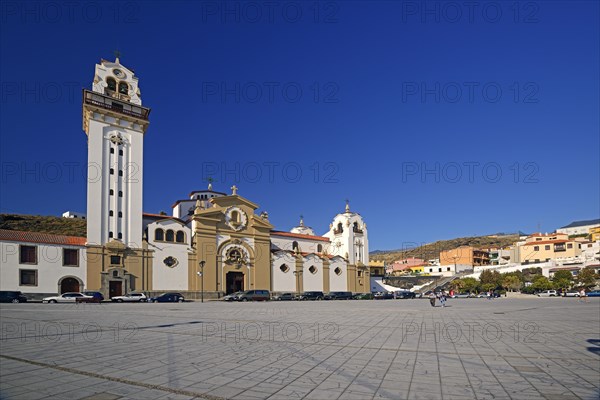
[374,292,394,300]
[394,291,416,299]
[83,291,105,302]
[325,291,353,300]
[237,290,271,302]
[0,291,28,303]
[537,290,558,297]
[587,290,600,297]
[43,292,93,303]
[149,292,185,303]
[353,293,373,300]
[111,293,146,302]
[452,293,473,298]
[563,290,580,297]
[273,292,297,301]
[222,291,244,301]
[298,291,325,301]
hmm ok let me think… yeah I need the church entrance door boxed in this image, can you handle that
[109,281,123,298]
[226,272,244,294]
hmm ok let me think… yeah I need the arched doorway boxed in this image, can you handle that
[226,272,244,294]
[60,277,80,293]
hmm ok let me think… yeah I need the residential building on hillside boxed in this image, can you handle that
[519,233,582,264]
[439,246,490,267]
[590,226,600,242]
[556,219,600,236]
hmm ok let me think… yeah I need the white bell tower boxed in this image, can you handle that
[323,201,369,265]
[83,57,150,248]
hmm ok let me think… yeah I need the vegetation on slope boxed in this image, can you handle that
[0,214,86,237]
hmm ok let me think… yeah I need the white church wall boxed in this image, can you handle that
[329,258,347,292]
[271,252,296,292]
[302,255,323,292]
[147,220,191,291]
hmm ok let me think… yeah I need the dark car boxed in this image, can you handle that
[149,292,185,303]
[0,291,28,303]
[83,291,104,302]
[587,290,600,297]
[326,291,353,300]
[237,290,271,302]
[394,291,416,299]
[273,292,297,301]
[374,292,394,300]
[298,291,325,301]
[353,293,373,300]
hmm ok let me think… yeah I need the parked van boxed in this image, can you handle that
[237,290,270,302]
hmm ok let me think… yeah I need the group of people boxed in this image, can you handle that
[428,291,447,307]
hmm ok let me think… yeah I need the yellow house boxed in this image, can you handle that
[519,232,582,264]
[369,260,385,276]
[590,226,600,242]
[409,265,424,274]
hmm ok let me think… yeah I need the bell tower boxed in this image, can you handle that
[83,57,150,248]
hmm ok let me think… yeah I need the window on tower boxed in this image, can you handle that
[119,149,123,156]
[110,189,114,196]
[119,170,123,177]
[176,231,185,243]
[155,229,164,241]
[166,230,175,242]
[109,231,113,238]
[109,210,114,216]
[110,168,114,174]
[118,232,122,239]
[118,191,123,197]
[118,211,122,218]
[118,82,128,95]
[110,148,114,154]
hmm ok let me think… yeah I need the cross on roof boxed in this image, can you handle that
[231,185,238,195]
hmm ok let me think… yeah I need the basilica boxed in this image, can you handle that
[0,58,370,299]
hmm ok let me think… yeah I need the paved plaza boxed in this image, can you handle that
[1,298,599,400]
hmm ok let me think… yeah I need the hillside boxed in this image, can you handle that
[0,214,86,237]
[370,234,519,264]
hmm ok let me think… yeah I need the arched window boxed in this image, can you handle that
[165,230,175,242]
[317,244,323,253]
[231,210,240,223]
[155,229,164,241]
[176,231,185,243]
[292,241,299,251]
[106,77,116,92]
[336,222,343,234]
[308,265,317,274]
[280,264,289,273]
[118,82,128,94]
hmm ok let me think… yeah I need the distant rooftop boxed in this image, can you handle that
[559,219,600,229]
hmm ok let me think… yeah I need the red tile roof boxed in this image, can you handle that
[523,240,569,246]
[0,229,86,246]
[270,231,330,242]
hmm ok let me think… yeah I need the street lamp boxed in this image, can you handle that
[199,260,206,303]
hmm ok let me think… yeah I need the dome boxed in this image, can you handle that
[290,216,315,236]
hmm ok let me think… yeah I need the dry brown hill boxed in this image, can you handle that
[0,214,86,237]
[370,234,519,264]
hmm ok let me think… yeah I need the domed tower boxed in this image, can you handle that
[290,215,316,236]
[323,201,369,292]
[83,56,151,299]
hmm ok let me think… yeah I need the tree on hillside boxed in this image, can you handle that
[552,270,573,291]
[577,268,599,288]
[502,275,522,292]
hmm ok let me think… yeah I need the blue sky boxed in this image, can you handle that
[1,1,599,250]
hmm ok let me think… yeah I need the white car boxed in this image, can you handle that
[537,290,558,297]
[111,293,147,302]
[563,290,580,297]
[43,292,93,303]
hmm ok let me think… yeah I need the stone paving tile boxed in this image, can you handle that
[1,298,600,400]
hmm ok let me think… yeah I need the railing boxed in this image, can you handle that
[333,229,343,235]
[353,227,363,234]
[83,89,150,120]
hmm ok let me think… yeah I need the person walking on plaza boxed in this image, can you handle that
[439,291,447,307]
[429,292,436,307]
[579,288,589,303]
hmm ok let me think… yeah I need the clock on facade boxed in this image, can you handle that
[113,69,125,78]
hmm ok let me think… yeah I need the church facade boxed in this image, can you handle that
[0,58,370,299]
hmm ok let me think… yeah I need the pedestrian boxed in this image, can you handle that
[580,288,589,303]
[440,291,446,307]
[429,292,436,307]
